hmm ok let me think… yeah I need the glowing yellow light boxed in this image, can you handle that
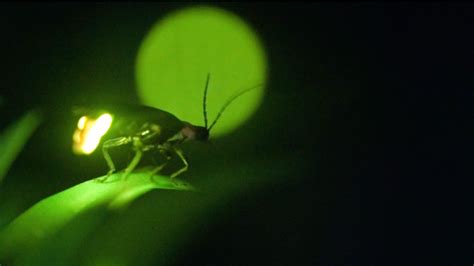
[72,113,113,155]
[77,116,87,129]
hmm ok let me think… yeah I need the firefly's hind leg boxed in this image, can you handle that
[98,136,132,182]
[150,163,167,175]
[170,147,189,178]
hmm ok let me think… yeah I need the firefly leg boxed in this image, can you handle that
[98,136,132,182]
[147,144,171,176]
[170,147,189,178]
[150,162,167,175]
[121,124,162,179]
[121,135,152,181]
[122,148,143,181]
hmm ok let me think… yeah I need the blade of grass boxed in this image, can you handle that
[0,171,194,261]
[0,110,42,185]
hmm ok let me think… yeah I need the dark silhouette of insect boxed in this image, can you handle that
[72,74,259,182]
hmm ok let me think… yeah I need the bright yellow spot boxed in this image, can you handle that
[72,113,113,155]
[136,5,267,138]
[77,116,87,129]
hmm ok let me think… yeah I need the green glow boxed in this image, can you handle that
[136,5,267,138]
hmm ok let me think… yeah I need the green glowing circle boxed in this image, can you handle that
[136,5,267,138]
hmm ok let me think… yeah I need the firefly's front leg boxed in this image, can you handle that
[170,147,189,178]
[98,136,132,182]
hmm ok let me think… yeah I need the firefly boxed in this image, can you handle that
[72,74,259,182]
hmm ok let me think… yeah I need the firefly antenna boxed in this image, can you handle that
[203,73,210,129]
[208,83,262,132]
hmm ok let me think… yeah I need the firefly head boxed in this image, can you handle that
[181,122,209,142]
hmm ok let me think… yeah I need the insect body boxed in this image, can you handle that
[72,74,257,182]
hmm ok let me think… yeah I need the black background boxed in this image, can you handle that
[0,3,472,265]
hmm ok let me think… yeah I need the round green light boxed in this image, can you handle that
[136,5,267,138]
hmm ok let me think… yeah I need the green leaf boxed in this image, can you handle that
[0,172,193,260]
[0,110,42,185]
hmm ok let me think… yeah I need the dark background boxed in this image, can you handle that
[0,3,472,265]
